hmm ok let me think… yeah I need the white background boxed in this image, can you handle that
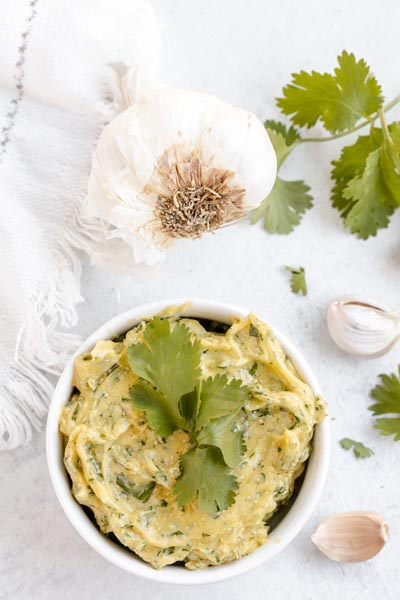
[2,1,400,598]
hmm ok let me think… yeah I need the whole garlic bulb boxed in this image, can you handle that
[312,512,389,563]
[327,295,400,358]
[84,84,276,267]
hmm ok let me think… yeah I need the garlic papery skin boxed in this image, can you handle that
[312,512,390,563]
[84,85,277,268]
[327,294,400,359]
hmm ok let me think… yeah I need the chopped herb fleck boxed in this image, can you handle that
[249,325,259,337]
[88,456,102,478]
[116,475,155,502]
[71,403,80,421]
[249,362,257,376]
[274,485,286,497]
[158,546,175,556]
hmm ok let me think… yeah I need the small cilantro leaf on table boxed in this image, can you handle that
[285,266,307,296]
[369,366,400,441]
[174,447,237,514]
[339,438,374,459]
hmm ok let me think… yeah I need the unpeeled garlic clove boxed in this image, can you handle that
[327,294,400,358]
[312,512,390,563]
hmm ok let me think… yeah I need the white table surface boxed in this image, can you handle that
[2,1,400,598]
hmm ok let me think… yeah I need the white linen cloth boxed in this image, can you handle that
[0,0,159,450]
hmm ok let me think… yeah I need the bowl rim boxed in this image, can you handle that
[46,297,330,585]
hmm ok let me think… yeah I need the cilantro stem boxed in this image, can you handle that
[273,94,400,172]
[296,119,375,144]
[294,94,400,145]
[383,94,400,113]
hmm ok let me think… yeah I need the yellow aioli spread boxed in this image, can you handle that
[60,313,325,569]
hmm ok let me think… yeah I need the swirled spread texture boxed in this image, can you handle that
[60,313,325,569]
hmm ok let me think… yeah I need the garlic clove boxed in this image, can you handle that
[327,294,400,358]
[312,512,390,563]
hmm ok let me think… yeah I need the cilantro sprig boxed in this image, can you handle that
[127,318,249,514]
[252,51,400,239]
[369,365,400,441]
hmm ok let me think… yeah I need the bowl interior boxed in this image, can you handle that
[46,298,330,585]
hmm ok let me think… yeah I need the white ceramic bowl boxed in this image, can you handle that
[46,298,330,585]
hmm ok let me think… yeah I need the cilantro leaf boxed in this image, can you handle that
[339,438,354,450]
[331,132,382,219]
[179,387,201,432]
[277,70,339,130]
[277,51,383,133]
[285,266,307,296]
[264,120,301,167]
[127,318,201,424]
[256,121,312,234]
[342,149,395,238]
[339,438,374,459]
[331,127,400,237]
[197,414,244,468]
[373,418,400,441]
[174,447,237,514]
[353,444,374,459]
[370,366,400,414]
[129,382,182,437]
[196,375,249,429]
[127,318,250,515]
[369,366,400,441]
[380,145,400,206]
[250,177,313,234]
[265,129,292,169]
[380,122,400,205]
[332,51,383,128]
[264,119,301,146]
